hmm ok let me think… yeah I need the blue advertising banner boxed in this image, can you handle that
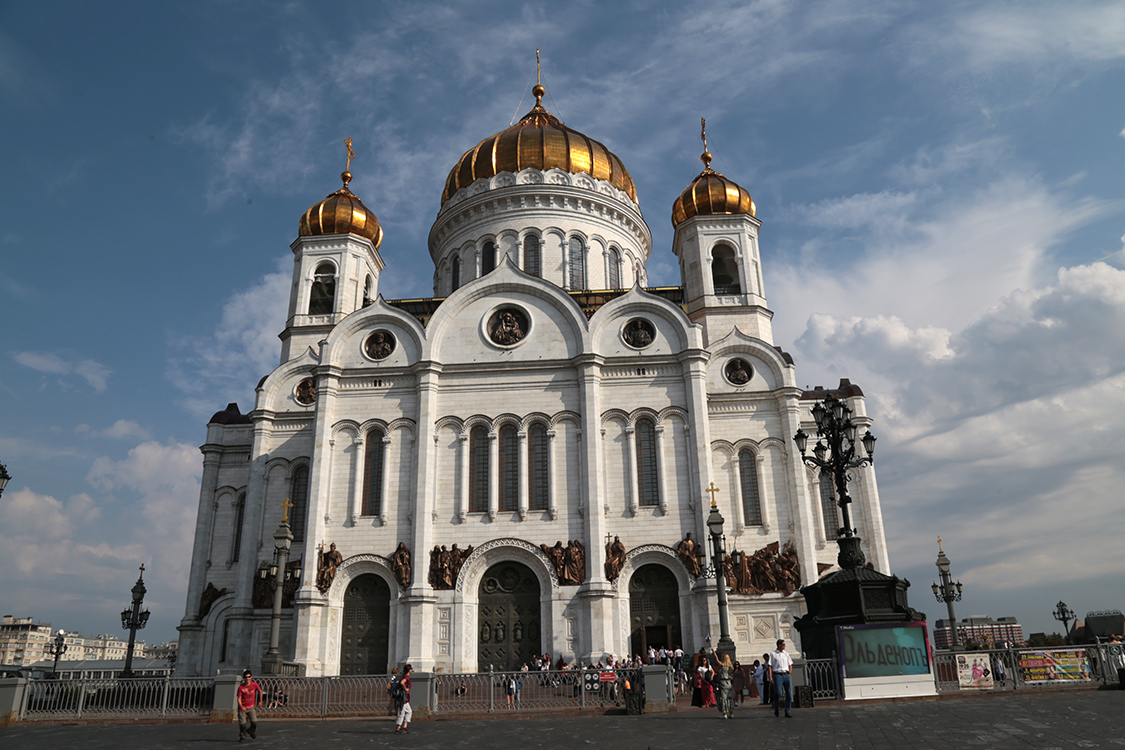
[838,623,931,679]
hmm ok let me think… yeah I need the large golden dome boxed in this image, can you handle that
[671,151,755,227]
[441,85,636,205]
[299,170,384,247]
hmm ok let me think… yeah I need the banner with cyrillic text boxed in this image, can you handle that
[1017,649,1092,683]
[837,622,931,679]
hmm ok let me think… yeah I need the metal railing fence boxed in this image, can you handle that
[933,645,1121,694]
[255,674,393,718]
[803,658,839,700]
[19,676,213,721]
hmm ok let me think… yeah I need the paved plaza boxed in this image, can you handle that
[5,690,1123,749]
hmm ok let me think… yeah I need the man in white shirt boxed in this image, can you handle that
[768,638,794,718]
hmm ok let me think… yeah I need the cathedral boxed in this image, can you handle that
[176,81,890,677]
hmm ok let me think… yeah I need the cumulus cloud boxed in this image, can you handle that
[13,351,112,391]
[167,260,290,416]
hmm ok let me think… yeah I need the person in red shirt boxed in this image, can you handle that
[394,664,413,734]
[237,670,263,741]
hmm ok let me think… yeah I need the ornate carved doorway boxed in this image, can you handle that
[340,574,391,675]
[629,564,682,655]
[477,561,541,672]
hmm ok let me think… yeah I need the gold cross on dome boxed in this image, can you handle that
[705,482,721,507]
[280,497,294,523]
[536,48,541,86]
[345,137,354,172]
[937,535,943,552]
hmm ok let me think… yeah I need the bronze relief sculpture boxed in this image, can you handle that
[198,582,228,618]
[364,330,396,360]
[541,539,586,585]
[316,542,343,593]
[604,535,627,582]
[622,318,655,348]
[722,540,803,596]
[676,532,701,577]
[488,307,528,346]
[295,377,317,405]
[428,543,473,590]
[389,541,412,588]
[724,358,752,386]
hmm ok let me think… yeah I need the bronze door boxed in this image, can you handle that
[340,575,390,675]
[477,562,541,672]
[629,564,682,655]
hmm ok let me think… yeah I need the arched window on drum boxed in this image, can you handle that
[608,247,622,290]
[635,418,660,507]
[568,236,586,290]
[711,244,741,295]
[308,262,336,315]
[528,423,549,511]
[523,234,541,278]
[362,427,385,517]
[498,424,519,513]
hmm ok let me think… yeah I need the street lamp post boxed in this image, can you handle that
[47,631,67,677]
[1052,601,1076,643]
[931,537,963,649]
[793,392,876,570]
[260,499,302,676]
[120,565,151,678]
[0,462,10,498]
[694,485,737,665]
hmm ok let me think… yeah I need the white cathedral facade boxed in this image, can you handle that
[177,85,890,677]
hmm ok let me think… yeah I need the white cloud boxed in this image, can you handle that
[949,2,1125,68]
[167,260,290,416]
[99,420,151,440]
[12,351,112,391]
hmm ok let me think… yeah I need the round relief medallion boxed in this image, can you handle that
[487,307,529,347]
[724,358,753,386]
[363,329,396,360]
[295,377,317,405]
[621,318,656,349]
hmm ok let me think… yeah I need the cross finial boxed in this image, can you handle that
[532,49,545,107]
[280,497,295,523]
[345,137,354,172]
[700,117,713,169]
[937,535,943,553]
[705,481,721,507]
[138,563,146,579]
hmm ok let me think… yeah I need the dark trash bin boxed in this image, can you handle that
[795,685,814,708]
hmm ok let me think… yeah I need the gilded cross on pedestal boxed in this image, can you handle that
[280,497,294,523]
[705,481,721,507]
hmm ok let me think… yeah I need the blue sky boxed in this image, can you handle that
[3,0,1124,648]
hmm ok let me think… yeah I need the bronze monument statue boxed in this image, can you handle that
[428,543,473,590]
[198,582,228,618]
[316,542,343,593]
[604,535,627,582]
[676,532,701,577]
[389,542,412,588]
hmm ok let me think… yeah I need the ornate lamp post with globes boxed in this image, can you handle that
[932,538,963,649]
[46,630,68,677]
[261,499,302,676]
[120,565,151,678]
[793,392,877,569]
[1053,601,1076,644]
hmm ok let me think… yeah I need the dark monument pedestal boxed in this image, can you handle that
[795,558,925,660]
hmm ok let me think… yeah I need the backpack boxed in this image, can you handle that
[389,676,405,699]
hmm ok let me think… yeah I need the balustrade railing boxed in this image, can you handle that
[19,676,213,721]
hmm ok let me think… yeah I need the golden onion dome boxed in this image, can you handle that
[299,169,384,248]
[671,149,756,227]
[441,85,636,205]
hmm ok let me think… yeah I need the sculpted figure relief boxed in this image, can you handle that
[725,358,752,385]
[489,308,527,346]
[428,543,473,590]
[295,378,317,405]
[364,330,395,360]
[722,540,802,596]
[676,532,701,577]
[198,582,228,618]
[316,542,343,593]
[623,319,655,348]
[389,542,412,588]
[541,540,585,585]
[604,535,627,582]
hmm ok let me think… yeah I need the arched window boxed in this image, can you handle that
[309,263,336,315]
[231,492,246,562]
[362,275,373,307]
[819,471,838,540]
[738,449,762,526]
[528,423,549,511]
[711,245,741,295]
[568,236,586,290]
[498,424,518,512]
[481,241,497,275]
[635,418,659,507]
[469,426,489,513]
[523,235,541,278]
[362,428,385,516]
[290,465,310,542]
[451,256,461,292]
[608,248,621,290]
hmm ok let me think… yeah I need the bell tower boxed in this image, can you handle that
[671,119,773,346]
[280,139,386,363]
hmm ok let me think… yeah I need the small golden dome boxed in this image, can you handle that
[441,88,636,205]
[299,170,384,247]
[671,154,756,227]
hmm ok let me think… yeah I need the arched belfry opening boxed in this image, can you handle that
[340,574,390,675]
[477,561,541,672]
[628,563,682,655]
[711,244,741,295]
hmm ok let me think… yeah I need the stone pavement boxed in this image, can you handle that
[4,690,1123,749]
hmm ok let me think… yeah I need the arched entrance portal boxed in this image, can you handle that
[340,574,390,675]
[629,564,682,655]
[477,561,541,672]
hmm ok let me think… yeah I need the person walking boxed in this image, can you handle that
[716,654,735,719]
[393,664,413,734]
[731,660,745,707]
[769,639,793,718]
[759,652,773,705]
[236,670,262,742]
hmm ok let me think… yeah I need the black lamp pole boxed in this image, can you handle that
[694,486,737,665]
[1052,601,1075,643]
[793,392,876,570]
[931,538,963,649]
[261,499,301,676]
[47,631,67,677]
[0,462,10,498]
[120,565,151,678]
